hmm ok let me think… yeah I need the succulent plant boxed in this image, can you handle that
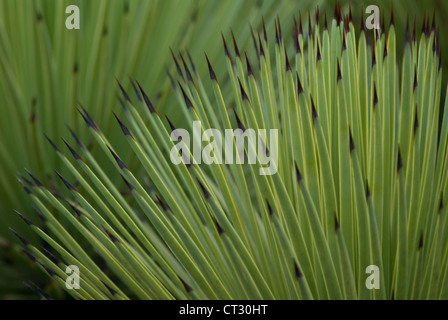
[0,0,321,298]
[11,4,448,300]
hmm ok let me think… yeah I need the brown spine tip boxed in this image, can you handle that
[295,164,303,183]
[24,169,43,187]
[405,15,410,44]
[234,110,245,131]
[390,3,395,26]
[324,12,328,31]
[44,134,60,153]
[293,17,300,53]
[170,48,184,80]
[349,128,355,153]
[373,84,378,108]
[334,213,340,231]
[337,60,342,82]
[397,147,403,172]
[245,53,254,78]
[413,107,419,138]
[180,53,193,83]
[14,210,34,226]
[120,174,135,191]
[238,78,249,102]
[421,13,427,35]
[136,81,157,114]
[107,146,127,170]
[275,19,280,45]
[106,230,119,243]
[130,79,142,102]
[179,82,194,109]
[418,231,423,250]
[431,10,436,32]
[316,41,321,62]
[9,228,30,246]
[277,16,283,43]
[116,78,131,103]
[231,30,240,58]
[315,6,319,24]
[308,11,312,38]
[412,15,417,43]
[294,261,302,278]
[284,48,291,72]
[413,68,418,92]
[215,220,224,235]
[258,32,265,58]
[262,17,267,43]
[366,180,371,200]
[222,33,231,58]
[205,53,217,82]
[197,180,211,199]
[165,115,176,132]
[311,97,318,122]
[22,248,37,262]
[360,9,365,33]
[61,138,82,161]
[180,278,193,293]
[266,200,274,217]
[55,170,75,191]
[17,178,32,195]
[78,104,99,131]
[296,73,304,96]
[113,113,133,138]
[249,25,260,68]
[156,194,171,212]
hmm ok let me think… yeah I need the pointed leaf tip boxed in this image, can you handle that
[334,213,340,231]
[24,169,43,187]
[397,147,403,172]
[61,138,82,161]
[9,228,30,246]
[296,73,304,96]
[245,53,254,77]
[295,164,303,183]
[418,232,424,250]
[113,113,133,138]
[238,78,249,102]
[136,81,157,114]
[178,82,194,109]
[115,78,131,103]
[44,134,60,153]
[107,146,127,170]
[337,60,342,82]
[14,210,33,226]
[349,128,355,153]
[294,261,302,278]
[179,278,193,293]
[205,53,217,82]
[366,181,371,200]
[55,170,75,191]
[284,48,291,72]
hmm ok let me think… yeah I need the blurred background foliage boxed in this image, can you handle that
[0,0,447,298]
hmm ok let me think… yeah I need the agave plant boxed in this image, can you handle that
[10,5,448,300]
[0,0,323,298]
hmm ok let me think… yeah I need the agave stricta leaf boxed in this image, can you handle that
[13,6,448,301]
